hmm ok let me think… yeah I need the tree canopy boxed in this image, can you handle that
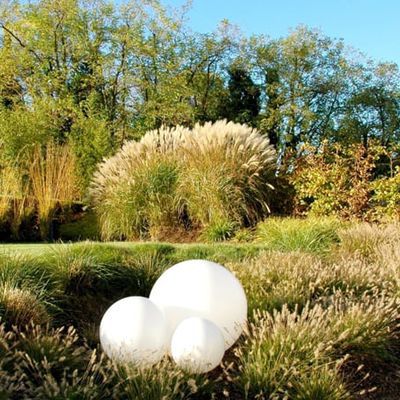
[0,0,399,185]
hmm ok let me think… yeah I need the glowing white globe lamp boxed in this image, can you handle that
[99,296,167,366]
[149,259,247,349]
[171,317,225,373]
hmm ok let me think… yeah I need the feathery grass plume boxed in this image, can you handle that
[177,120,276,227]
[91,128,183,240]
[338,222,400,259]
[29,142,80,239]
[0,284,50,327]
[235,292,399,399]
[335,223,400,295]
[116,358,213,400]
[230,245,400,319]
[229,251,323,315]
[0,323,116,399]
[235,304,349,399]
[91,120,276,240]
[327,293,400,362]
[0,321,213,400]
[256,216,343,253]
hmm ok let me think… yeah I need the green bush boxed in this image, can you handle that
[290,142,380,219]
[369,167,400,220]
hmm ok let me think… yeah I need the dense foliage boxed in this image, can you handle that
[290,142,400,219]
[1,1,399,163]
[0,0,399,240]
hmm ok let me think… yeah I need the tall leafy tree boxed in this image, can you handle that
[250,26,349,160]
[338,62,400,148]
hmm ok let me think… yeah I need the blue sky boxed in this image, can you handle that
[167,0,399,66]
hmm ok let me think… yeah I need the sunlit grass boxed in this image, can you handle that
[1,221,400,398]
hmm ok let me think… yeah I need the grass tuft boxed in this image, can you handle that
[256,217,342,253]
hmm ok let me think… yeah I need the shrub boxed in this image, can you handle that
[290,142,380,218]
[0,253,61,300]
[176,121,276,227]
[369,167,400,220]
[233,228,254,243]
[91,144,180,240]
[91,120,276,240]
[0,253,59,327]
[255,217,342,253]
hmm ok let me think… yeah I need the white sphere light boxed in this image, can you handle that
[149,259,247,350]
[171,317,225,373]
[99,296,167,366]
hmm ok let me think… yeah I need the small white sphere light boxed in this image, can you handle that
[149,259,247,349]
[171,317,225,373]
[99,296,167,366]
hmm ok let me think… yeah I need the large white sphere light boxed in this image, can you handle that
[100,296,167,366]
[171,317,225,373]
[149,259,247,349]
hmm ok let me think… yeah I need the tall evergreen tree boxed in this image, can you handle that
[219,66,261,126]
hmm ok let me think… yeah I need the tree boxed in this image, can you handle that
[337,62,400,149]
[218,65,261,126]
[250,26,349,161]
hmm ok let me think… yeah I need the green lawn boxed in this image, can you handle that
[0,241,266,258]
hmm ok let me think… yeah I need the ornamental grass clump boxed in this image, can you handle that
[177,121,276,228]
[29,142,80,239]
[256,217,342,253]
[235,293,399,399]
[235,304,350,400]
[91,120,276,240]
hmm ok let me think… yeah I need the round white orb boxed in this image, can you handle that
[99,296,167,366]
[171,317,225,373]
[149,259,247,349]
